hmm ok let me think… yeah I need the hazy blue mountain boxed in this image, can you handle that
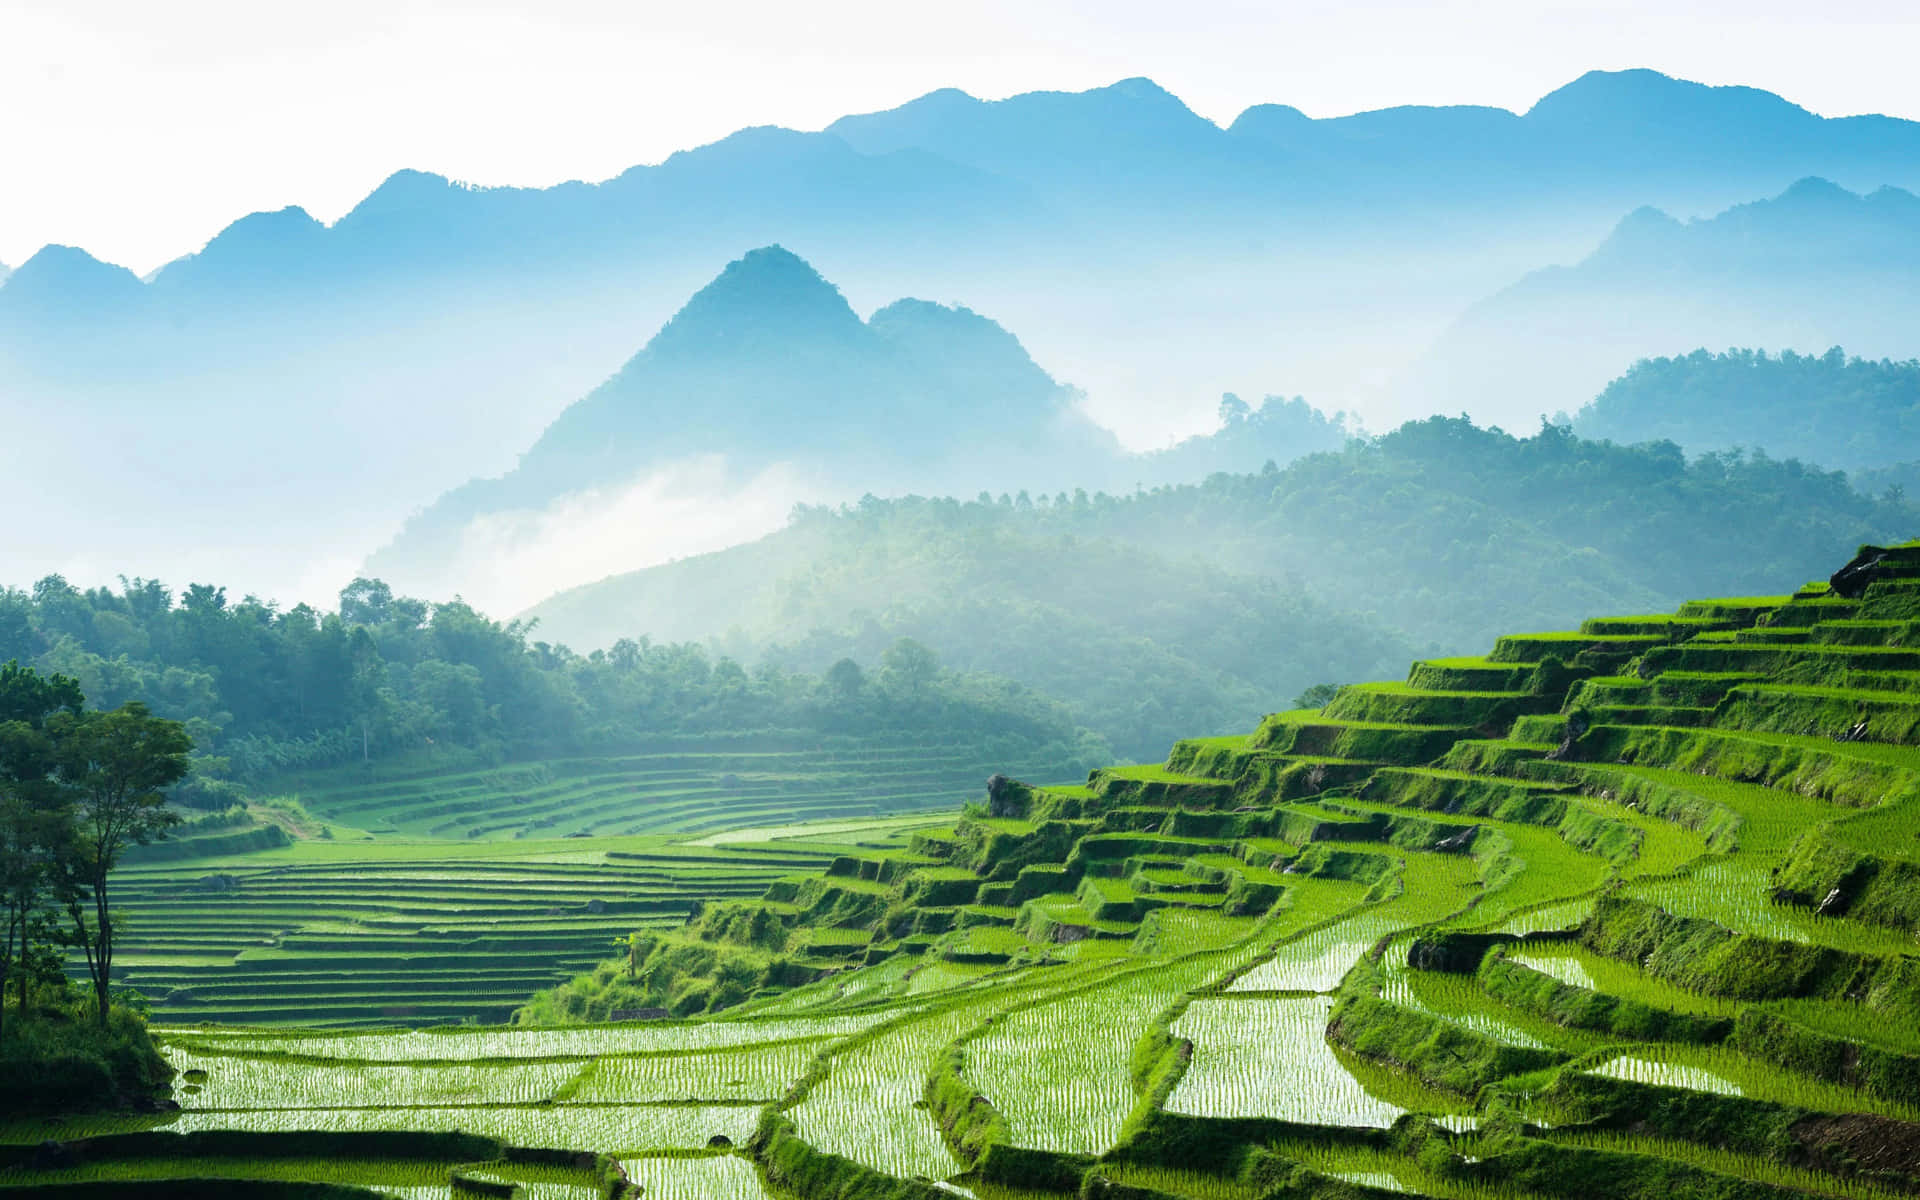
[6,69,1920,602]
[1409,179,1920,426]
[0,244,147,325]
[1569,347,1920,472]
[0,263,11,287]
[830,69,1920,226]
[363,247,1123,607]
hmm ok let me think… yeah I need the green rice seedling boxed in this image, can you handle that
[1632,859,1920,956]
[1505,950,1593,989]
[619,1154,776,1200]
[1226,913,1402,994]
[562,1041,820,1102]
[1142,909,1261,953]
[1268,1138,1550,1199]
[1228,853,1482,995]
[1092,1162,1263,1199]
[905,961,1006,995]
[1571,800,1712,878]
[1823,796,1920,860]
[1606,1042,1920,1122]
[456,1161,607,1199]
[1463,828,1610,930]
[1327,1043,1481,1127]
[162,1046,586,1109]
[152,1102,760,1152]
[1165,995,1404,1128]
[1764,995,1920,1057]
[1588,1055,1742,1096]
[973,971,1213,1153]
[1502,941,1741,1020]
[1390,967,1608,1055]
[0,1157,450,1194]
[170,1011,896,1062]
[788,1004,973,1179]
[1540,1130,1915,1200]
[1476,896,1596,937]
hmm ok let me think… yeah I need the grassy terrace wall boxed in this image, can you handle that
[24,544,1920,1199]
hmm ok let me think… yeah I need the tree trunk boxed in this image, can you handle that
[0,905,13,1041]
[91,869,112,1030]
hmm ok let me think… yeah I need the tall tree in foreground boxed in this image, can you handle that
[54,702,191,1029]
[0,661,83,1038]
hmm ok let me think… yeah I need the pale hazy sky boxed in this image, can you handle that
[3,0,1917,274]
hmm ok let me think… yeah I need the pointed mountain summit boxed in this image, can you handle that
[365,246,1119,593]
[526,246,879,468]
[639,245,865,363]
[150,206,330,297]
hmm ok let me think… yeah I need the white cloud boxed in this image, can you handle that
[422,455,818,618]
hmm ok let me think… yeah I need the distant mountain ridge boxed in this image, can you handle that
[1409,178,1920,423]
[6,68,1920,602]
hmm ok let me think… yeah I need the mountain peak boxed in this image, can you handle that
[1102,76,1183,105]
[1587,203,1686,260]
[0,244,146,316]
[642,245,864,362]
[335,168,460,227]
[1774,175,1858,206]
[151,206,329,290]
[1526,68,1817,136]
[869,297,1049,375]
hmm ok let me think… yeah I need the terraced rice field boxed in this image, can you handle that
[79,735,1018,1027]
[24,545,1920,1199]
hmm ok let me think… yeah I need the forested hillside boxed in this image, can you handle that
[1571,346,1920,471]
[530,417,1919,757]
[0,576,1107,794]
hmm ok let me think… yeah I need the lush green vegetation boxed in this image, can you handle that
[0,985,170,1115]
[0,574,1109,791]
[2,662,190,1111]
[24,542,1920,1200]
[531,416,1916,757]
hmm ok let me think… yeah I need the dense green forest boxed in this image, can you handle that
[531,416,1919,758]
[1570,346,1920,470]
[0,579,1107,796]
